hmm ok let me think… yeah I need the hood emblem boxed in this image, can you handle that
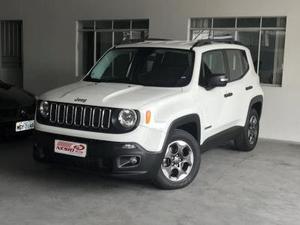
[74,97,87,103]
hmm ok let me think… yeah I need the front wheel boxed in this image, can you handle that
[235,109,260,151]
[153,129,201,189]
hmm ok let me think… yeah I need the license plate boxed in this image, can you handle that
[54,140,87,158]
[15,120,34,132]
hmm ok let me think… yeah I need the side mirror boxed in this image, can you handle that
[207,75,228,89]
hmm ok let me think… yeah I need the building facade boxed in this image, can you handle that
[0,0,299,143]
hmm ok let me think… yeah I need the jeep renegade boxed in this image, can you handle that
[33,39,263,189]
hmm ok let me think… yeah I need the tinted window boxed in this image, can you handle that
[200,50,226,87]
[85,48,194,87]
[225,50,249,81]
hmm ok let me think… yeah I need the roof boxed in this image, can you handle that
[116,39,246,50]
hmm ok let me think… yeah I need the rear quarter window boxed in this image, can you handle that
[225,49,249,81]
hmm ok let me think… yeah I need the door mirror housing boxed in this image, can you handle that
[207,75,228,89]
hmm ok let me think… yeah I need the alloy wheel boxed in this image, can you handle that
[161,140,194,182]
[248,115,258,145]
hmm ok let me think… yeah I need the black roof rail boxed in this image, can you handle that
[190,38,244,50]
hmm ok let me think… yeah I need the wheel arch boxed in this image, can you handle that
[165,114,201,144]
[248,95,263,121]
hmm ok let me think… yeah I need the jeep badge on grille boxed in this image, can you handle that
[74,97,87,103]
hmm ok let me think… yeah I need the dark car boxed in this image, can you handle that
[0,80,35,138]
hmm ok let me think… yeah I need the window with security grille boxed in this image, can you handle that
[0,21,22,69]
[190,17,286,86]
[77,19,149,76]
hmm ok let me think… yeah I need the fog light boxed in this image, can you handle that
[122,144,136,149]
[129,156,138,165]
[118,155,141,168]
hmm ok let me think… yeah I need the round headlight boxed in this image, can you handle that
[39,101,50,118]
[118,109,138,129]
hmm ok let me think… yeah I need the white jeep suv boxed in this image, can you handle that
[34,39,263,189]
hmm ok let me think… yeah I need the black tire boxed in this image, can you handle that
[153,129,201,189]
[235,109,259,151]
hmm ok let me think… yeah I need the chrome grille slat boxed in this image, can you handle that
[83,107,93,127]
[48,102,111,130]
[74,106,83,126]
[57,104,66,124]
[92,108,101,128]
[49,103,58,123]
[101,109,112,129]
[65,105,74,125]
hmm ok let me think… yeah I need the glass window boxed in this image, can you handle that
[213,18,235,28]
[200,50,226,87]
[236,31,260,71]
[113,20,130,29]
[202,51,226,75]
[77,31,94,76]
[96,32,112,60]
[189,16,287,85]
[132,20,149,29]
[237,18,260,28]
[96,20,112,29]
[212,30,235,39]
[114,31,131,45]
[190,18,212,28]
[77,19,149,76]
[191,29,211,40]
[80,21,94,29]
[226,50,248,81]
[262,17,286,28]
[259,30,285,85]
[85,48,194,87]
[131,30,149,40]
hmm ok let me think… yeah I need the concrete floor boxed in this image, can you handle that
[0,138,299,225]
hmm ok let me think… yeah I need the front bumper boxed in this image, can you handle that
[33,131,164,179]
[0,119,34,136]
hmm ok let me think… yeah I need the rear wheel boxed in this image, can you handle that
[153,129,201,189]
[235,109,259,151]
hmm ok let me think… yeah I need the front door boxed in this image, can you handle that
[198,49,232,138]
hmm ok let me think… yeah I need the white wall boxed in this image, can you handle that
[0,0,299,143]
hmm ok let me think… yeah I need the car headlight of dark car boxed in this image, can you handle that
[39,101,50,118]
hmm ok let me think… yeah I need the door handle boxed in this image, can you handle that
[224,92,233,98]
[245,86,253,91]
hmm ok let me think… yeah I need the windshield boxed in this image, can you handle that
[84,48,194,87]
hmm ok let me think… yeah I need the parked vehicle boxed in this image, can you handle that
[0,80,35,138]
[33,39,263,189]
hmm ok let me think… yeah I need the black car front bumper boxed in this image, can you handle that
[33,131,164,179]
[0,120,34,136]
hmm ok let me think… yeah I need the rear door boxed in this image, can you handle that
[224,49,251,126]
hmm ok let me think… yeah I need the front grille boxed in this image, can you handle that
[48,102,112,130]
[0,108,18,118]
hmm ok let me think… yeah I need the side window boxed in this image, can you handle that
[225,50,249,81]
[199,50,226,87]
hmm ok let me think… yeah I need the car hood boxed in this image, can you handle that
[0,82,35,109]
[39,81,182,109]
